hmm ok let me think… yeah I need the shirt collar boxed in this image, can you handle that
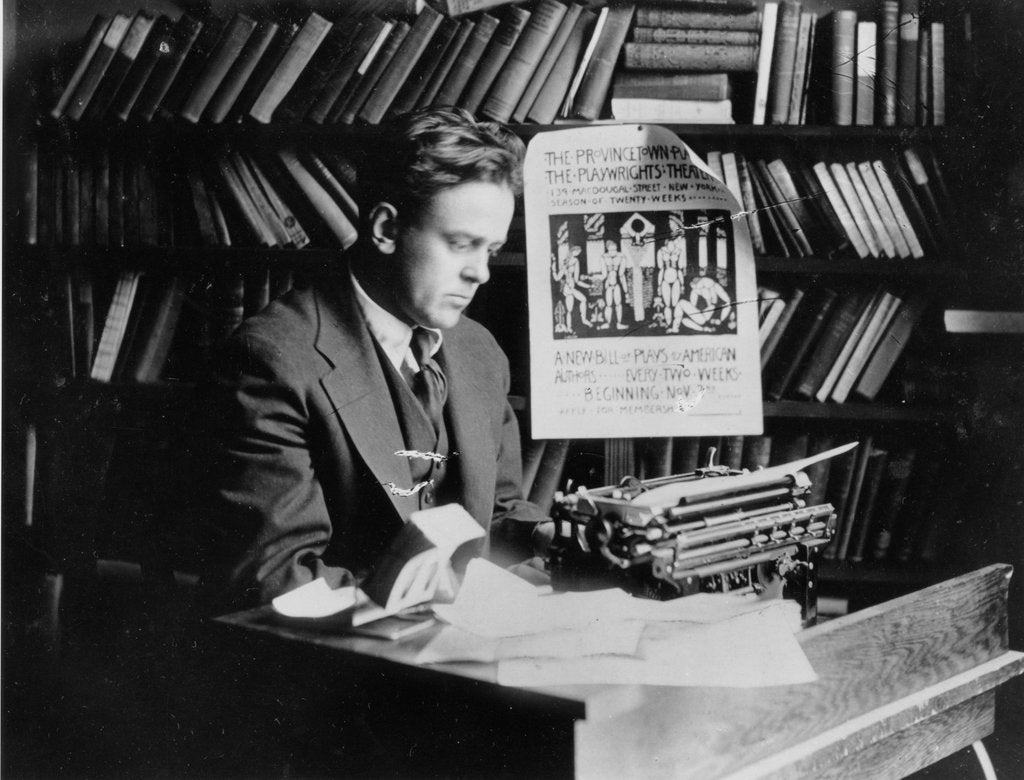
[349,270,442,372]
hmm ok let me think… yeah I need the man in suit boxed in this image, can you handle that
[203,108,548,610]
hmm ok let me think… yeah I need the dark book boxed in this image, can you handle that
[740,434,772,471]
[718,435,744,471]
[915,13,930,125]
[386,16,461,119]
[896,0,920,125]
[480,0,568,123]
[847,447,890,562]
[632,27,759,45]
[747,159,796,257]
[416,18,476,110]
[249,11,333,123]
[358,5,445,124]
[633,7,761,30]
[672,437,702,474]
[755,159,813,256]
[110,15,173,121]
[227,18,301,121]
[804,435,836,507]
[204,18,281,124]
[854,20,877,126]
[72,275,95,378]
[807,10,857,125]
[623,41,758,72]
[529,439,571,514]
[122,276,186,383]
[133,13,205,122]
[769,432,808,467]
[876,0,899,126]
[638,438,673,479]
[51,14,110,119]
[108,145,124,247]
[810,161,870,259]
[64,13,132,121]
[869,448,917,561]
[434,14,500,108]
[788,10,816,124]
[571,2,635,120]
[275,24,362,123]
[311,18,392,124]
[158,12,227,119]
[611,71,731,101]
[82,12,156,121]
[526,9,594,124]
[276,149,358,248]
[760,286,805,370]
[791,290,868,400]
[458,7,532,116]
[229,152,289,247]
[766,158,826,255]
[61,151,81,245]
[899,147,956,249]
[247,155,311,248]
[21,142,39,245]
[821,441,858,560]
[91,269,144,381]
[766,0,802,125]
[766,287,839,401]
[510,3,582,122]
[337,21,412,125]
[853,293,929,402]
[835,436,874,560]
[791,159,851,258]
[180,12,258,123]
[304,152,359,226]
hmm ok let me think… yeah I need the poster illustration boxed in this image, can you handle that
[525,125,762,439]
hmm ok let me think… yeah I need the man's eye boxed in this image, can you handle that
[450,240,473,251]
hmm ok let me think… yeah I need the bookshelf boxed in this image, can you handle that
[4,0,1023,611]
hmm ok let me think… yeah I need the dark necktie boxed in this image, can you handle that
[410,327,447,434]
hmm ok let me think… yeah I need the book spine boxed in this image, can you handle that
[845,162,895,258]
[760,287,804,369]
[158,14,227,119]
[786,11,815,125]
[571,3,635,120]
[358,6,445,124]
[751,2,779,125]
[734,154,765,254]
[526,9,593,124]
[767,0,801,125]
[611,71,731,101]
[277,149,358,249]
[82,13,155,122]
[916,22,930,125]
[623,42,758,71]
[511,4,581,122]
[830,10,857,125]
[631,27,760,45]
[204,19,280,124]
[440,0,524,16]
[387,17,461,118]
[110,15,172,121]
[896,0,920,125]
[830,291,901,403]
[792,291,867,399]
[305,18,377,124]
[459,7,532,116]
[930,22,945,126]
[133,14,204,122]
[829,162,880,257]
[91,270,143,381]
[857,161,910,258]
[766,288,839,401]
[836,439,877,560]
[756,159,812,255]
[433,15,499,108]
[872,159,924,258]
[275,26,361,123]
[180,13,257,123]
[417,19,476,110]
[481,0,568,123]
[337,21,411,125]
[854,21,876,126]
[876,0,899,126]
[249,12,332,124]
[51,14,110,119]
[812,162,868,258]
[65,13,131,121]
[853,294,928,401]
[322,20,395,124]
[634,8,761,31]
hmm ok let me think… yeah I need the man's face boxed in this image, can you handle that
[390,180,514,330]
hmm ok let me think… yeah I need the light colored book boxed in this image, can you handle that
[609,97,733,123]
[943,310,1024,334]
[812,161,869,258]
[845,162,896,258]
[871,160,925,259]
[857,161,911,258]
[854,21,876,125]
[830,291,901,403]
[829,162,880,258]
[752,2,779,125]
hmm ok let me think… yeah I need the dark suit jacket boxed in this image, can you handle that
[204,269,545,609]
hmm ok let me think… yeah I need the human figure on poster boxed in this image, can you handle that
[551,245,591,332]
[658,236,687,333]
[676,273,733,333]
[597,238,628,330]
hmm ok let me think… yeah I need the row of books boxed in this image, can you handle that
[620,432,963,565]
[705,145,957,260]
[47,0,962,127]
[20,138,360,251]
[758,284,928,404]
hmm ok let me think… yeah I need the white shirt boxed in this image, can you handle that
[349,271,442,377]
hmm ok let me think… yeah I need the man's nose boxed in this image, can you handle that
[463,251,491,285]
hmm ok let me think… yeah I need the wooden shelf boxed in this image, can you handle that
[762,400,957,424]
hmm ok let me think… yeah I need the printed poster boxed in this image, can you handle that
[524,124,762,439]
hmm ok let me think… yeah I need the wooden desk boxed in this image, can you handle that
[211,564,1023,778]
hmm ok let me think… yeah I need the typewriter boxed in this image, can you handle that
[547,442,857,625]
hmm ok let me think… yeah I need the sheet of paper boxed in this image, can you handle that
[270,578,357,618]
[410,504,485,552]
[496,605,817,688]
[416,620,643,665]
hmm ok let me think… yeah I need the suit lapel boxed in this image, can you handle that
[313,276,416,523]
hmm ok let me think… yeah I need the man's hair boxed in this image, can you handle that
[359,107,526,223]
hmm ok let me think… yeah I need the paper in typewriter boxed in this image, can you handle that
[524,124,762,439]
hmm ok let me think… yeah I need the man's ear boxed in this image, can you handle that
[369,202,399,254]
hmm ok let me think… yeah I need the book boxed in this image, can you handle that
[830,290,901,403]
[821,442,858,560]
[758,286,786,346]
[767,0,802,125]
[120,276,186,383]
[734,154,765,253]
[828,10,857,125]
[64,12,132,121]
[706,151,725,183]
[632,27,759,45]
[249,12,332,124]
[834,436,874,560]
[791,290,868,400]
[766,287,839,401]
[930,22,945,125]
[528,439,571,514]
[915,21,930,125]
[845,162,896,258]
[417,18,477,110]
[610,71,731,101]
[562,6,608,114]
[804,435,836,507]
[277,149,358,249]
[748,159,795,257]
[854,21,876,126]
[436,0,526,16]
[458,6,532,116]
[158,13,227,119]
[869,448,918,561]
[230,152,291,247]
[765,158,825,255]
[634,8,761,30]
[108,15,173,121]
[179,12,257,123]
[387,16,462,118]
[133,13,205,122]
[813,287,882,401]
[338,21,412,125]
[609,98,733,122]
[769,431,808,466]
[214,154,276,247]
[740,435,772,471]
[719,151,744,207]
[526,9,594,124]
[760,287,804,369]
[511,4,582,122]
[896,0,920,125]
[829,162,881,258]
[857,161,911,258]
[751,2,779,125]
[358,6,445,124]
[718,435,745,471]
[82,12,156,121]
[274,25,362,123]
[322,19,397,124]
[623,41,758,71]
[853,293,929,401]
[226,19,301,121]
[433,14,500,108]
[900,147,956,248]
[570,2,635,120]
[360,504,485,614]
[876,0,899,126]
[788,10,816,124]
[51,14,110,119]
[91,269,143,381]
[847,446,889,562]
[305,17,382,124]
[481,0,569,123]
[204,18,281,124]
[790,159,849,257]
[943,310,1024,335]
[755,159,812,256]
[671,438,702,474]
[247,155,311,248]
[811,161,869,258]
[304,152,359,226]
